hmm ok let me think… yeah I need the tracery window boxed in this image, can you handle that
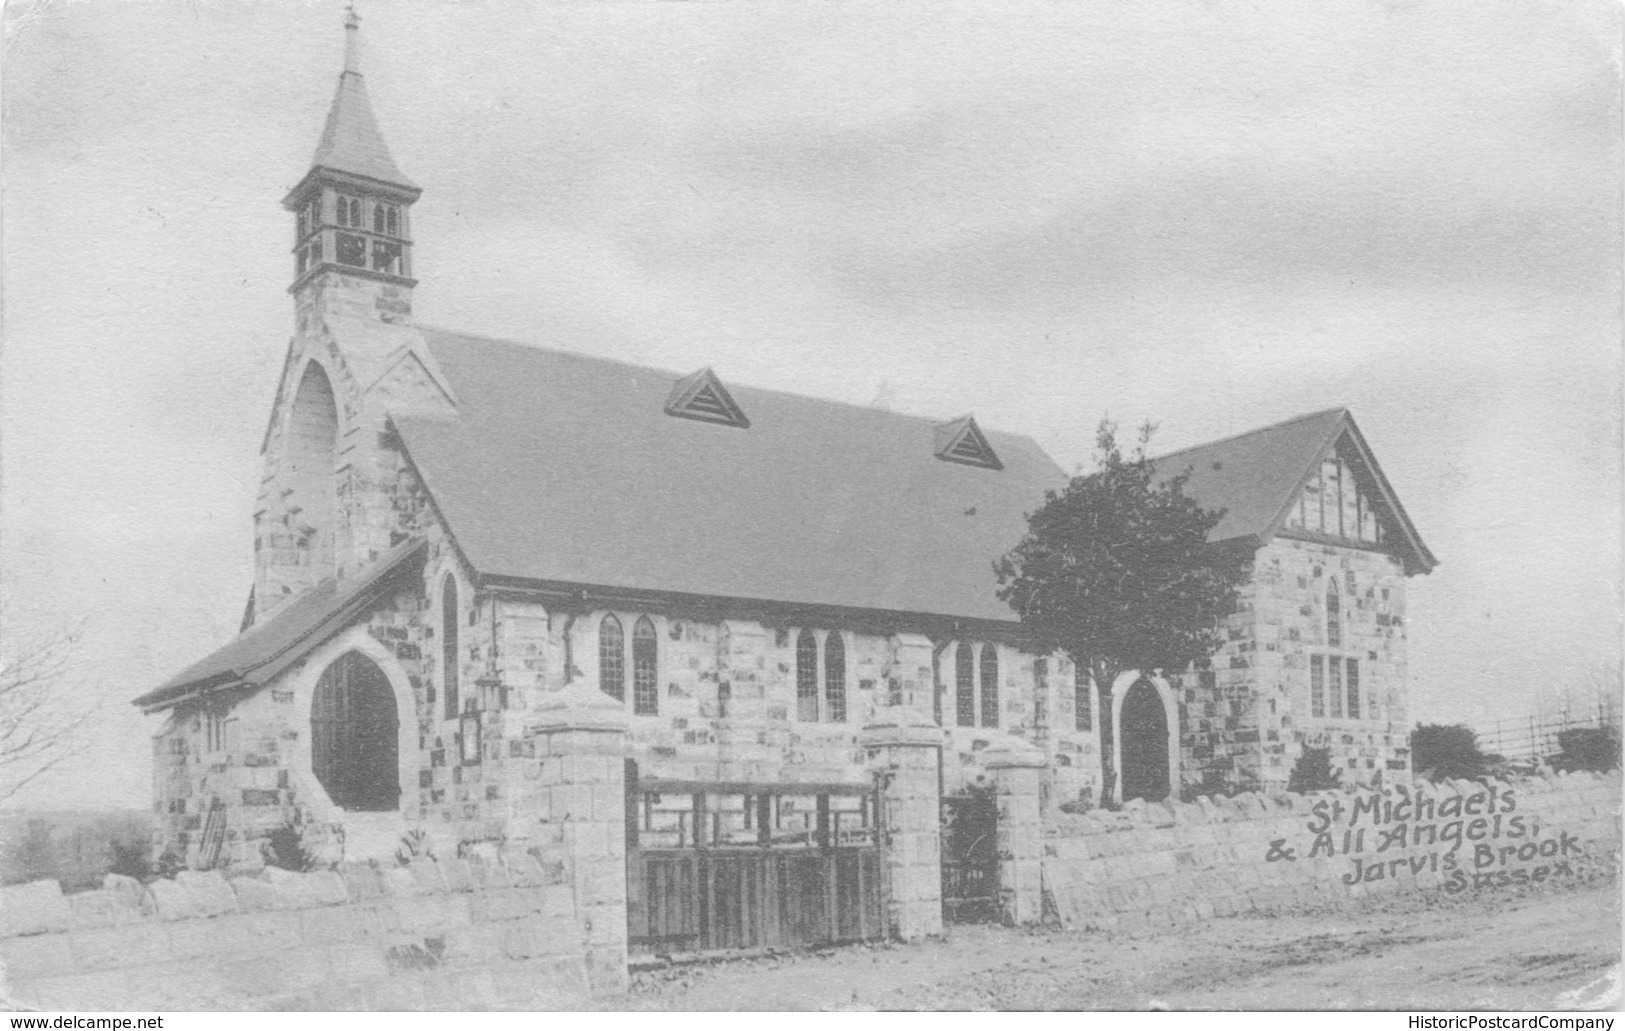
[955,643,975,727]
[599,614,625,702]
[1074,663,1092,731]
[1326,580,1342,649]
[979,645,1000,728]
[824,634,847,723]
[441,576,459,719]
[633,617,659,716]
[796,630,819,721]
[311,651,399,812]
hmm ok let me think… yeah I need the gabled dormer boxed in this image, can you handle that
[283,9,421,331]
[934,415,1003,471]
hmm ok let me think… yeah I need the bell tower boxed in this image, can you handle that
[283,8,421,332]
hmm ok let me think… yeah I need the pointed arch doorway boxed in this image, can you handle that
[1119,677,1171,803]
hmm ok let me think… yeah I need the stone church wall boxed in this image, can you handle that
[0,854,617,1010]
[1178,537,1410,797]
[1041,772,1617,933]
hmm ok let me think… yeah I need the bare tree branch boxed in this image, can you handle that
[0,595,100,802]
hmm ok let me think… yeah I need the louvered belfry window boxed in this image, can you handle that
[796,630,819,721]
[310,651,399,812]
[824,633,847,723]
[955,643,975,727]
[633,617,659,716]
[599,614,625,701]
[979,645,1000,728]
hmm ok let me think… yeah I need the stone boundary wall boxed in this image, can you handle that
[0,852,620,1011]
[1042,771,1621,932]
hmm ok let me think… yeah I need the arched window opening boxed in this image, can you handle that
[373,203,386,233]
[824,634,846,723]
[285,362,338,575]
[349,197,362,227]
[441,576,459,719]
[599,615,625,701]
[979,646,1000,728]
[386,208,399,236]
[633,617,659,716]
[795,630,819,721]
[955,643,975,727]
[1074,664,1092,731]
[311,651,399,812]
[1326,580,1342,649]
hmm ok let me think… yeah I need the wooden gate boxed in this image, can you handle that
[626,772,885,957]
[940,788,999,923]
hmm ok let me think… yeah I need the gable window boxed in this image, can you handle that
[824,634,846,723]
[979,645,1000,728]
[795,630,819,721]
[632,617,659,716]
[1328,653,1343,718]
[599,614,625,701]
[441,576,459,719]
[311,651,399,812]
[1074,664,1091,731]
[1032,658,1047,728]
[1310,655,1325,718]
[955,643,975,727]
[1326,580,1342,649]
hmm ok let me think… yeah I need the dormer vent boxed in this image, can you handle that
[934,415,1002,470]
[665,367,750,429]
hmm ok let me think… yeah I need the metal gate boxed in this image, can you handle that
[625,771,885,957]
[940,788,999,923]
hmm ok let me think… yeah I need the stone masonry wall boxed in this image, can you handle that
[0,853,615,1011]
[1178,537,1409,797]
[1042,771,1619,933]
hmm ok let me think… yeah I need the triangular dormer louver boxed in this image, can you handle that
[665,368,750,429]
[934,415,1003,470]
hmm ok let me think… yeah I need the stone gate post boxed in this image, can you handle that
[531,682,629,996]
[985,740,1047,926]
[861,716,944,941]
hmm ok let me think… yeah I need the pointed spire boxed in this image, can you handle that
[308,6,417,189]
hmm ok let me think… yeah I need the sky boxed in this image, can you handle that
[2,0,1620,811]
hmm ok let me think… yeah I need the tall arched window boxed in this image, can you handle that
[373,203,386,233]
[979,645,1000,728]
[285,363,338,575]
[955,643,975,727]
[348,197,362,227]
[311,651,399,812]
[1326,580,1342,649]
[441,576,459,719]
[599,614,625,701]
[1074,663,1092,731]
[824,634,846,723]
[795,630,819,721]
[632,617,659,716]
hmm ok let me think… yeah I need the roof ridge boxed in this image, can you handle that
[1150,407,1348,465]
[414,323,1045,444]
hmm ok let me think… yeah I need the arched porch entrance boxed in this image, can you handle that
[1110,672,1179,804]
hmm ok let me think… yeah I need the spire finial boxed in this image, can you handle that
[343,4,362,75]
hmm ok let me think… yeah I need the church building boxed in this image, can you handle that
[134,16,1435,935]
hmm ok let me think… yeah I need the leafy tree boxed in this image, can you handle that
[995,418,1253,805]
[1551,727,1621,773]
[262,822,317,873]
[1287,746,1343,794]
[1409,723,1501,781]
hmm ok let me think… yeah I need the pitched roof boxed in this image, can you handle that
[134,541,426,712]
[1152,407,1436,573]
[309,70,417,189]
[389,328,1069,623]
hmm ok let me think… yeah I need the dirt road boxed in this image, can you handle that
[614,879,1621,1010]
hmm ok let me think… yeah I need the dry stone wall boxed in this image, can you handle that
[1041,771,1620,932]
[0,853,617,1011]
